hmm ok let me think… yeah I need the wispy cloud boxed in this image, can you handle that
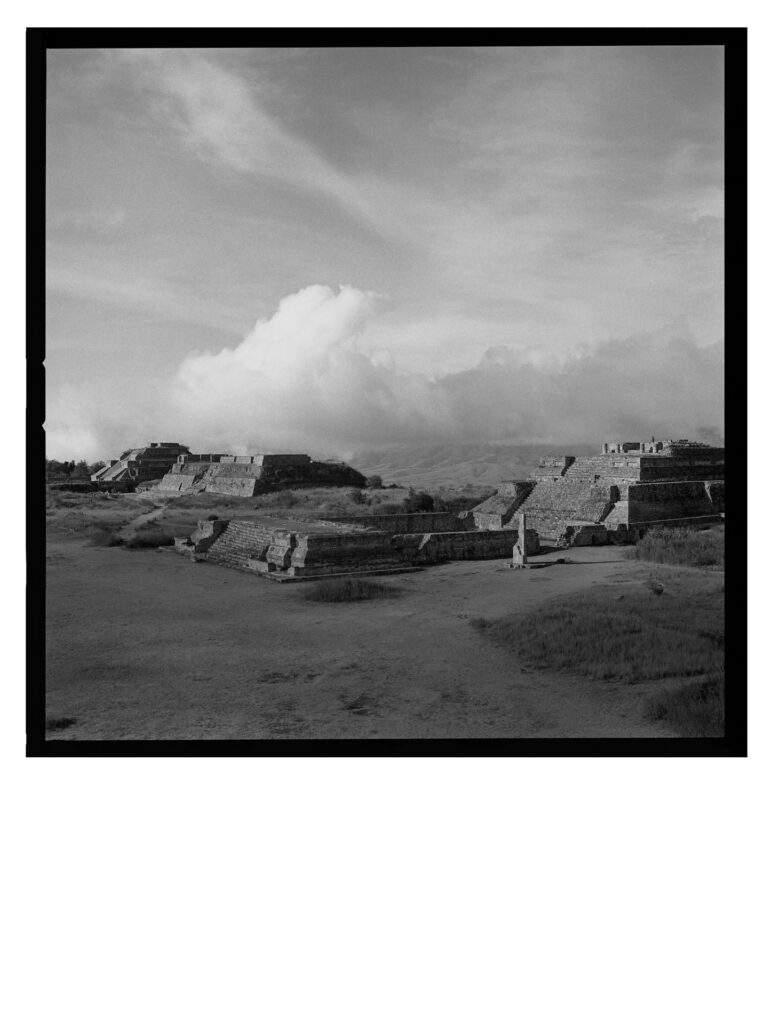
[119,49,410,243]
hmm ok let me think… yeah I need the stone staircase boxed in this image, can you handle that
[204,521,277,570]
[516,479,616,539]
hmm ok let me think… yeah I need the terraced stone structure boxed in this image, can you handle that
[91,442,191,491]
[157,452,365,496]
[175,512,540,580]
[471,439,724,545]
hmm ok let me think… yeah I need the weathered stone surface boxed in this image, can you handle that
[91,442,191,490]
[156,451,366,495]
[470,480,536,530]
[474,438,724,542]
[319,512,468,533]
[177,515,540,579]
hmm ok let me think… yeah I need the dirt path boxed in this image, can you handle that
[45,538,679,740]
[117,499,172,541]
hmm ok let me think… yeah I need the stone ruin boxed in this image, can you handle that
[174,511,541,580]
[168,436,723,579]
[95,436,722,580]
[91,442,191,490]
[91,443,365,494]
[466,438,724,546]
[156,452,365,496]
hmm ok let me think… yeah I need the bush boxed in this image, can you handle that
[644,673,724,737]
[365,475,383,489]
[46,716,77,732]
[124,527,175,548]
[88,527,124,547]
[349,488,366,504]
[403,489,434,513]
[303,578,402,602]
[432,494,485,514]
[628,527,724,568]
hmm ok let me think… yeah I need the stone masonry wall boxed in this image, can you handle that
[320,512,466,533]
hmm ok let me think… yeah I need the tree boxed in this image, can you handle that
[365,474,383,489]
[403,490,434,513]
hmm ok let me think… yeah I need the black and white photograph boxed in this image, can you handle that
[12,14,764,1024]
[31,32,745,753]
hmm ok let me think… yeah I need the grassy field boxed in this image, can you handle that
[627,524,725,568]
[44,537,677,740]
[643,673,724,737]
[471,568,724,736]
[44,485,726,740]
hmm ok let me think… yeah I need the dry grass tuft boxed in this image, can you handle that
[471,582,724,686]
[628,526,724,568]
[46,716,78,732]
[644,673,724,737]
[124,526,175,548]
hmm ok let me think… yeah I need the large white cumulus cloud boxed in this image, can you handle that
[46,284,724,461]
[168,284,723,455]
[170,285,451,453]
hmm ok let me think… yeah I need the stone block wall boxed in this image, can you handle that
[176,516,541,578]
[203,520,280,569]
[625,481,719,523]
[410,528,540,563]
[320,512,466,533]
[470,480,536,529]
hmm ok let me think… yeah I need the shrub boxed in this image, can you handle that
[365,475,383,489]
[124,527,175,548]
[644,673,724,737]
[88,527,124,547]
[628,527,724,568]
[303,578,402,602]
[403,489,434,513]
[349,488,366,504]
[46,716,77,732]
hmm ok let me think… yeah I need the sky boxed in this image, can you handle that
[44,45,725,461]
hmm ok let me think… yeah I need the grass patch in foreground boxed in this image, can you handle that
[627,526,724,568]
[471,579,724,685]
[46,716,77,732]
[303,577,402,602]
[643,673,724,737]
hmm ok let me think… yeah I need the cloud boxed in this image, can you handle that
[167,284,723,455]
[120,50,403,242]
[46,285,723,461]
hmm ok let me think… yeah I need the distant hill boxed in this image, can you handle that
[350,442,597,490]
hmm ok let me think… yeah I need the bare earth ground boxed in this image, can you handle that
[45,496,686,739]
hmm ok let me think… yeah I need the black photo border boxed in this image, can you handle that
[27,26,747,756]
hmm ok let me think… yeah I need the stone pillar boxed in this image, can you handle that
[512,513,528,566]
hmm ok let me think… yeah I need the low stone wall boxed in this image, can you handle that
[410,528,539,563]
[321,512,466,533]
[626,481,718,523]
[174,516,541,578]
